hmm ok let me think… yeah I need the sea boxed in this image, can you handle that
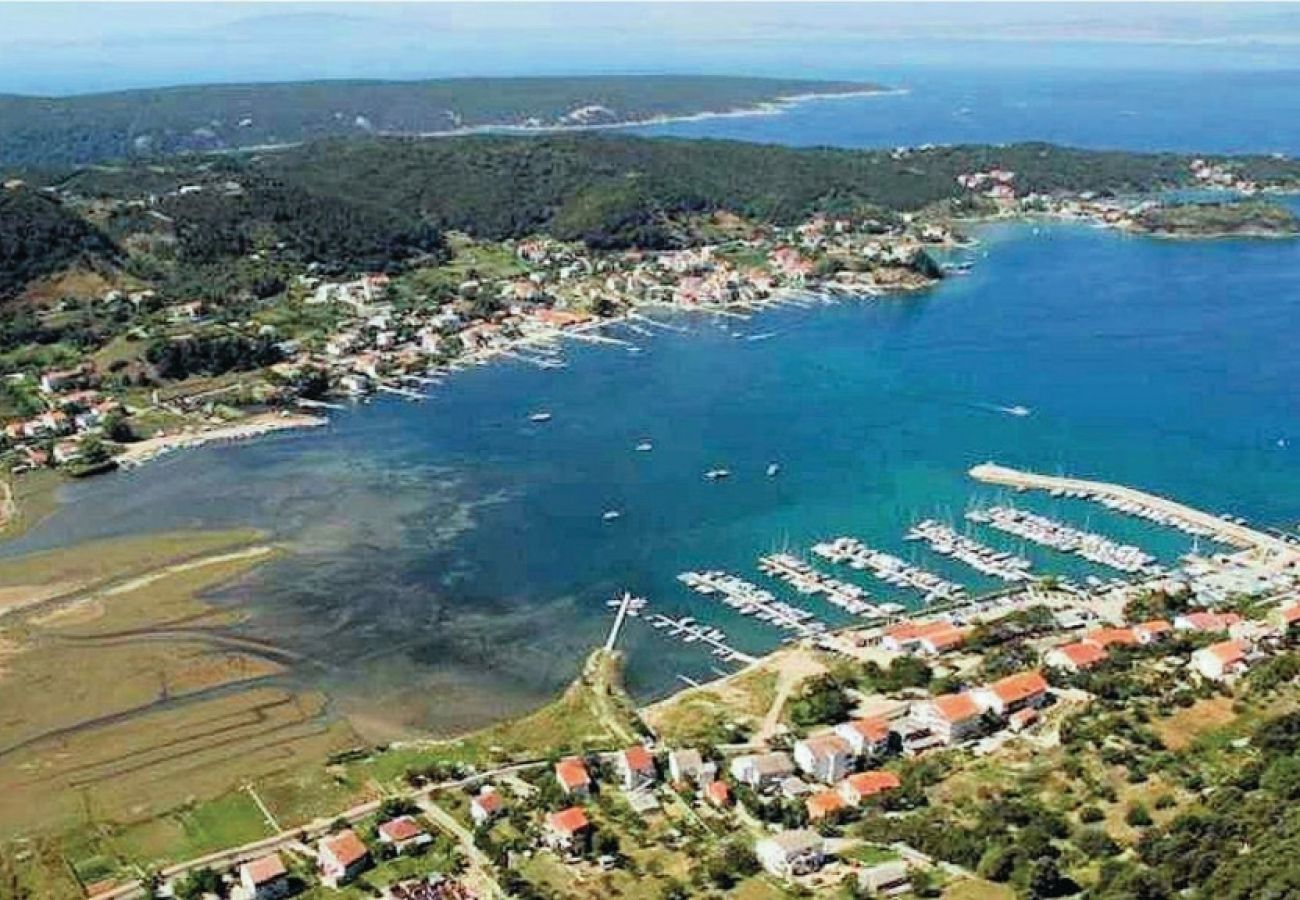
[5,62,1300,738]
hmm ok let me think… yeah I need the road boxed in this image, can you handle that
[416,795,505,899]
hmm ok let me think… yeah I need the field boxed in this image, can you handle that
[642,654,788,745]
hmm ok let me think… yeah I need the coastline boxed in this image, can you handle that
[114,410,329,469]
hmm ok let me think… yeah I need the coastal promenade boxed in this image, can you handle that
[969,462,1300,565]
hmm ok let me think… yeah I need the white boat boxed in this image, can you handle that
[705,468,731,480]
[602,510,622,522]
[529,411,553,422]
[766,463,780,477]
[636,442,654,452]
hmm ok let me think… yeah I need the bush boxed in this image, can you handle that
[1126,803,1153,828]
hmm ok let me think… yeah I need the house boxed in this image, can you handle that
[793,734,853,784]
[979,671,1050,717]
[1009,708,1040,732]
[1133,619,1174,644]
[858,859,911,896]
[835,718,893,758]
[1175,611,1242,633]
[912,693,985,745]
[805,790,847,822]
[317,829,371,888]
[838,770,902,807]
[545,806,591,853]
[1045,641,1109,673]
[239,853,291,900]
[470,788,505,826]
[779,776,813,800]
[755,830,825,878]
[704,780,732,808]
[555,756,592,797]
[618,745,656,791]
[378,816,431,854]
[1273,604,1300,635]
[1193,639,1249,682]
[668,748,715,785]
[1082,627,1138,649]
[730,751,796,789]
[880,620,966,655]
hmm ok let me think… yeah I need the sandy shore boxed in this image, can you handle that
[117,411,328,468]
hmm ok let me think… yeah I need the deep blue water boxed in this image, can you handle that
[8,210,1300,736]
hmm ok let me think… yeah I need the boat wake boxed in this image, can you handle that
[976,403,1032,418]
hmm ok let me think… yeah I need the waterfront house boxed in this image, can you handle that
[1045,641,1109,673]
[794,734,853,784]
[978,671,1050,717]
[618,745,656,791]
[755,830,825,878]
[838,770,902,807]
[881,620,966,655]
[912,693,984,746]
[238,853,290,900]
[545,807,591,854]
[470,787,505,827]
[668,748,714,785]
[835,718,893,758]
[555,757,592,797]
[730,751,796,790]
[317,829,371,888]
[704,780,731,808]
[1193,640,1249,682]
[1175,611,1243,633]
[806,790,846,822]
[378,816,432,854]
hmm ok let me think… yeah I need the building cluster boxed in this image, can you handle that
[1188,158,1260,193]
[956,168,1017,199]
[1,363,123,471]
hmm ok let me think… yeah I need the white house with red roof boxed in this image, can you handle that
[618,745,656,791]
[470,787,506,827]
[378,815,431,854]
[545,807,591,853]
[1132,619,1174,644]
[911,693,984,745]
[555,757,592,797]
[978,671,1050,717]
[1192,639,1250,682]
[837,770,901,807]
[704,780,732,808]
[317,829,371,888]
[1175,611,1242,633]
[239,852,290,900]
[834,717,892,757]
[1045,641,1109,673]
[793,734,853,784]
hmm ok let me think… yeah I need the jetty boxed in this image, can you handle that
[968,505,1159,574]
[678,570,827,638]
[811,536,965,602]
[905,519,1033,582]
[757,553,883,618]
[969,462,1299,565]
[647,613,758,664]
[604,591,642,652]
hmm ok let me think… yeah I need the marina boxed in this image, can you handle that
[905,519,1033,582]
[646,613,758,665]
[756,552,882,618]
[677,570,828,638]
[968,505,1160,574]
[811,536,966,602]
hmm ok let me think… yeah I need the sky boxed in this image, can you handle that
[2,2,1299,95]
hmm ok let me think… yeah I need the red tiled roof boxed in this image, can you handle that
[931,692,982,723]
[1084,627,1138,648]
[1182,611,1242,631]
[1205,639,1246,665]
[705,780,731,806]
[1052,642,1109,669]
[989,671,1049,706]
[1281,605,1300,624]
[843,770,901,797]
[556,757,591,790]
[843,717,891,744]
[1135,619,1173,637]
[806,790,846,819]
[243,853,287,886]
[474,791,504,814]
[378,816,425,843]
[321,830,369,867]
[801,734,851,759]
[547,806,590,835]
[622,745,654,772]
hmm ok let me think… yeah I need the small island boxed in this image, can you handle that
[1129,200,1300,239]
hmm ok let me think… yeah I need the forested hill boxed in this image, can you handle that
[0,75,881,168]
[0,187,121,298]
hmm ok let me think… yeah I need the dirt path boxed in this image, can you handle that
[755,646,827,743]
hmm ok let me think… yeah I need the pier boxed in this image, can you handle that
[969,505,1159,574]
[678,570,827,638]
[647,613,758,664]
[969,463,1299,565]
[604,591,641,652]
[905,519,1033,582]
[376,383,426,401]
[757,553,883,618]
[812,536,965,602]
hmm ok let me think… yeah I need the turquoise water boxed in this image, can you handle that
[8,213,1300,736]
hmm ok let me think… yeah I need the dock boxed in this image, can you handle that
[376,383,425,401]
[969,462,1299,565]
[605,591,641,652]
[757,553,884,618]
[678,570,827,638]
[812,537,965,602]
[969,505,1160,574]
[905,519,1033,582]
[647,613,758,665]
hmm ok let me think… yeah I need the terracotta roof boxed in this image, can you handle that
[1084,627,1138,648]
[555,757,591,790]
[378,816,425,843]
[622,745,654,772]
[547,806,590,835]
[1052,642,1109,669]
[705,780,731,806]
[1281,605,1300,624]
[242,853,286,886]
[843,770,901,797]
[1135,618,1173,636]
[473,790,504,814]
[800,734,851,759]
[842,717,891,744]
[1010,708,1039,726]
[989,671,1049,706]
[321,830,369,867]
[1204,639,1247,665]
[921,625,967,651]
[930,692,982,723]
[805,790,846,819]
[1182,611,1242,631]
